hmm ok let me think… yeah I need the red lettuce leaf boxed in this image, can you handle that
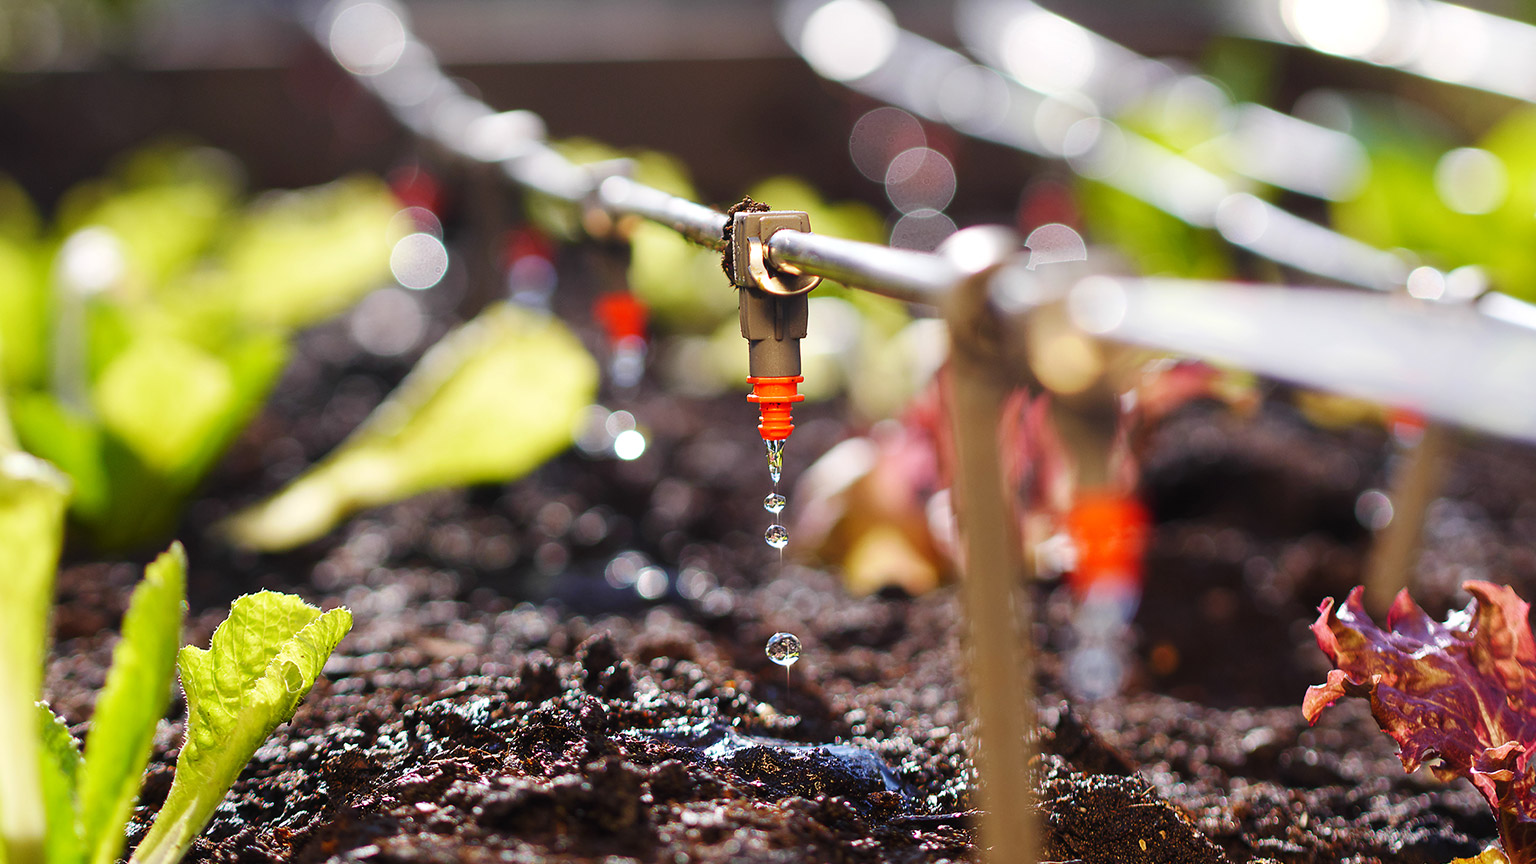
[1305,581,1536,863]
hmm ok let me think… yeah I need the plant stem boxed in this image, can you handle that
[128,798,200,864]
[0,671,46,864]
[0,830,44,864]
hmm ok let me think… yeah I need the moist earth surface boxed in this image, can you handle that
[43,321,1536,864]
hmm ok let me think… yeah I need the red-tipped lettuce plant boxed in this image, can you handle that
[1305,581,1536,863]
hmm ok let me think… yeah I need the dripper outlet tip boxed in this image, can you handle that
[747,375,804,441]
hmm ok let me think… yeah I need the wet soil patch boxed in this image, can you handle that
[42,321,1536,862]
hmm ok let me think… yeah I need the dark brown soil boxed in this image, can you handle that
[42,307,1536,863]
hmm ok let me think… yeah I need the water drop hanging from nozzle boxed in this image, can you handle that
[766,438,785,485]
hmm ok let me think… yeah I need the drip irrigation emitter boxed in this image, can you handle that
[580,160,654,391]
[1008,277,1151,700]
[722,201,821,444]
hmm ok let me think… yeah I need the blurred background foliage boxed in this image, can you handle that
[1333,105,1536,296]
[1075,93,1536,303]
[0,144,399,549]
[0,0,153,69]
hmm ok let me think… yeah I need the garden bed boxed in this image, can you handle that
[41,312,1536,863]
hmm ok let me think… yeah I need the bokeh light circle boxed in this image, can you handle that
[849,107,926,182]
[800,0,898,82]
[1434,147,1507,215]
[884,147,957,213]
[328,1,407,76]
[890,209,957,251]
[390,232,449,290]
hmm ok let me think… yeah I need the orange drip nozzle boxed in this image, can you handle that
[1064,491,1150,598]
[747,375,804,441]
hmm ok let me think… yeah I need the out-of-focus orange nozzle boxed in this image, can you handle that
[747,375,804,441]
[593,290,649,345]
[1064,491,1150,598]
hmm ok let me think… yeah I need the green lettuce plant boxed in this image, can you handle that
[0,453,69,864]
[0,145,400,550]
[0,452,353,864]
[224,301,598,550]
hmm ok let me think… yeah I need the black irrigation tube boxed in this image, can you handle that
[314,1,1536,860]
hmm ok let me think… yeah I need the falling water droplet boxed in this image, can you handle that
[766,439,785,485]
[765,632,802,667]
[765,524,789,549]
[764,492,786,514]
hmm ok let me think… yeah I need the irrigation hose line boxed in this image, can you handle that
[312,0,1409,308]
[571,175,963,306]
[319,0,1536,447]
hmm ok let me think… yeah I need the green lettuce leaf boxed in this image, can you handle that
[0,453,70,864]
[221,176,399,329]
[8,398,108,523]
[37,703,85,864]
[11,321,288,550]
[0,387,16,453]
[93,338,236,476]
[79,544,186,864]
[225,303,598,550]
[129,593,351,864]
[54,145,239,295]
[0,235,46,392]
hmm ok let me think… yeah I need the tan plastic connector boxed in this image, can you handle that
[723,200,820,441]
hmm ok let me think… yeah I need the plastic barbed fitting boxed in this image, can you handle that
[728,209,821,298]
[747,375,805,441]
[725,205,821,441]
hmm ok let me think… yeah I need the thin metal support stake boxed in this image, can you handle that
[1363,421,1452,615]
[940,228,1037,864]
